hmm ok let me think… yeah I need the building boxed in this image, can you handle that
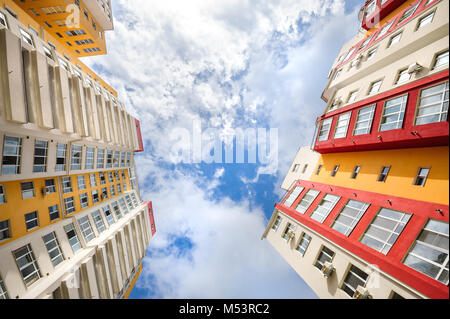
[263,0,448,299]
[0,0,156,299]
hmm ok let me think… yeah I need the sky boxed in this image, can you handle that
[84,0,363,299]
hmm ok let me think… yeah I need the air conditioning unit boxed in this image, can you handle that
[407,62,422,74]
[286,231,295,241]
[321,261,335,278]
[353,285,371,299]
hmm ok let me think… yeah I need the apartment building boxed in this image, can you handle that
[263,0,448,299]
[0,0,155,299]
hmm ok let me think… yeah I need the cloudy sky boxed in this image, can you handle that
[84,0,362,299]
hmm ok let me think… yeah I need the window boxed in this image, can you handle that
[396,68,411,85]
[106,150,113,168]
[42,232,64,267]
[342,265,369,297]
[314,246,335,270]
[416,11,435,30]
[0,220,11,241]
[90,174,97,187]
[56,143,67,172]
[331,200,370,236]
[282,223,295,241]
[377,166,391,182]
[403,219,448,285]
[61,177,72,194]
[331,165,339,177]
[64,196,75,215]
[302,164,308,174]
[0,274,8,299]
[347,91,358,104]
[121,152,126,167]
[375,20,394,40]
[379,95,408,131]
[78,216,95,243]
[353,104,375,136]
[368,80,382,95]
[415,81,448,125]
[119,198,129,215]
[13,245,41,285]
[318,118,333,141]
[20,29,34,46]
[309,194,340,223]
[351,166,361,179]
[64,223,81,253]
[71,145,82,170]
[296,233,312,256]
[21,182,35,199]
[126,152,131,166]
[2,136,23,175]
[295,189,320,214]
[333,68,342,81]
[97,149,105,168]
[79,193,89,209]
[91,210,106,234]
[388,32,402,48]
[45,179,56,194]
[131,193,139,207]
[283,186,304,207]
[100,173,106,185]
[77,175,86,190]
[334,112,351,139]
[65,29,86,36]
[92,190,99,204]
[103,206,114,226]
[117,183,122,194]
[126,195,133,209]
[85,147,94,169]
[108,172,114,183]
[413,167,430,186]
[114,151,120,168]
[365,0,376,16]
[121,170,126,180]
[48,205,59,221]
[112,201,123,220]
[361,208,411,254]
[292,164,300,172]
[33,140,48,172]
[123,182,127,191]
[433,51,449,70]
[0,11,7,28]
[366,47,377,61]
[272,216,282,231]
[110,185,116,196]
[101,187,108,200]
[358,33,374,52]
[115,172,120,182]
[0,185,6,204]
[398,2,420,25]
[315,165,323,175]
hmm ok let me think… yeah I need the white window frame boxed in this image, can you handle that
[314,246,335,270]
[70,145,82,170]
[0,185,6,204]
[61,177,73,194]
[416,10,435,31]
[77,175,86,190]
[79,192,89,209]
[296,233,312,256]
[103,206,115,226]
[282,223,295,241]
[387,31,402,48]
[1,136,23,175]
[396,68,411,85]
[78,216,95,243]
[21,181,35,200]
[64,223,82,253]
[33,140,48,173]
[351,165,361,179]
[318,118,333,141]
[353,104,376,136]
[379,94,408,131]
[56,143,67,172]
[85,147,95,169]
[0,10,8,28]
[309,194,341,223]
[347,91,358,104]
[377,166,391,182]
[0,274,8,299]
[331,200,370,236]
[112,201,123,220]
[119,198,129,215]
[415,81,449,125]
[13,244,41,286]
[97,149,105,169]
[64,196,75,215]
[333,112,351,139]
[397,1,420,25]
[91,210,106,233]
[341,265,370,297]
[272,216,282,231]
[283,186,304,207]
[368,79,383,95]
[48,204,60,221]
[25,211,39,231]
[432,51,449,70]
[0,219,11,242]
[413,167,430,186]
[295,189,320,214]
[42,232,64,267]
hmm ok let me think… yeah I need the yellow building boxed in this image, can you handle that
[0,0,156,299]
[263,0,448,299]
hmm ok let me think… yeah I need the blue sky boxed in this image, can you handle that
[84,0,363,299]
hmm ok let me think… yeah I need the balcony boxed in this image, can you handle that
[314,70,449,154]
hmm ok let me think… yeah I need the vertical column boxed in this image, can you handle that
[81,257,100,299]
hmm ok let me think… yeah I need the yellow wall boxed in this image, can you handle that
[310,146,449,205]
[0,169,131,246]
[366,0,417,36]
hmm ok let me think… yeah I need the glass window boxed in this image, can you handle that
[282,223,295,241]
[77,175,86,190]
[70,145,82,170]
[13,244,41,285]
[366,47,377,61]
[48,205,60,221]
[45,179,56,194]
[103,206,114,226]
[91,210,106,234]
[296,233,312,256]
[334,112,351,139]
[398,2,420,24]
[1,136,23,175]
[119,198,128,215]
[272,216,282,231]
[295,189,320,214]
[56,143,67,172]
[314,246,335,270]
[388,32,402,47]
[126,195,133,209]
[415,81,448,125]
[332,200,370,236]
[61,177,72,194]
[110,185,116,196]
[331,165,339,177]
[20,29,34,46]
[126,152,131,166]
[100,173,106,185]
[351,166,361,179]
[0,11,8,28]
[90,174,97,187]
[375,20,394,40]
[112,201,122,220]
[78,216,95,243]
[403,219,448,285]
[417,11,435,30]
[64,223,82,253]
[0,220,11,241]
[79,193,89,209]
[292,164,300,172]
[358,33,375,52]
[120,152,126,167]
[361,208,411,254]
[33,140,48,173]
[0,185,6,204]
[97,149,105,169]
[342,265,369,297]
[283,186,304,207]
[117,183,122,194]
[310,194,340,223]
[348,91,358,104]
[353,104,375,136]
[315,164,323,175]
[131,193,138,207]
[433,51,449,70]
[92,190,99,204]
[101,187,108,200]
[106,150,113,168]
[318,118,333,141]
[396,69,411,85]
[368,80,383,95]
[413,167,430,186]
[365,0,376,16]
[64,196,75,215]
[379,95,408,131]
[0,274,9,299]
[377,166,391,182]
[114,151,120,168]
[108,172,114,183]
[21,182,35,199]
[42,232,64,267]
[85,147,94,169]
